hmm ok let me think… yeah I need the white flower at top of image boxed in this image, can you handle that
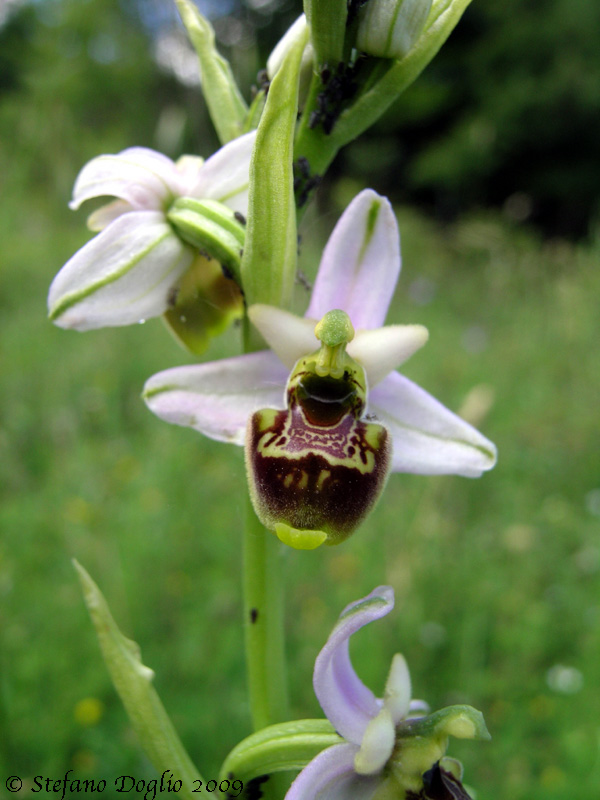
[48,132,255,330]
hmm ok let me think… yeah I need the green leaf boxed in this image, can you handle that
[241,21,309,309]
[175,0,248,144]
[220,719,343,783]
[74,561,204,797]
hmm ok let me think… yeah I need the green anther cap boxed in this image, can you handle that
[315,309,355,347]
[313,310,356,380]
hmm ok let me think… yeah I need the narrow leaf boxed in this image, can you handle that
[74,561,204,796]
[175,0,248,144]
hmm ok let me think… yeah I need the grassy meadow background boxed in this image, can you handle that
[1,1,600,798]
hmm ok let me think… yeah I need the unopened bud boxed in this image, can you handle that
[357,0,432,60]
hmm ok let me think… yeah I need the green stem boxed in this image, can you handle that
[243,499,291,799]
[243,496,289,731]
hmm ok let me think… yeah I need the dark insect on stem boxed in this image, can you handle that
[234,211,247,226]
[256,68,270,96]
[296,269,312,292]
[308,60,361,135]
[293,157,322,208]
[250,607,259,624]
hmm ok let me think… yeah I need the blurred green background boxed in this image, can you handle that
[1,0,599,798]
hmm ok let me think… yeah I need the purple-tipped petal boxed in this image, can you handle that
[190,130,256,214]
[48,211,193,330]
[369,371,497,477]
[70,148,183,211]
[143,351,288,444]
[314,586,395,745]
[286,743,380,800]
[307,190,400,330]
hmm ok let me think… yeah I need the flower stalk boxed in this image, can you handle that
[243,497,290,732]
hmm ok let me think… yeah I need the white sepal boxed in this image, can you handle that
[48,212,193,330]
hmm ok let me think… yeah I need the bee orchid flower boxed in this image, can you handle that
[48,132,255,335]
[144,190,496,546]
[285,586,489,800]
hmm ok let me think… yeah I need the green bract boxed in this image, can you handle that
[304,0,348,68]
[220,719,342,783]
[174,0,247,144]
[241,19,309,310]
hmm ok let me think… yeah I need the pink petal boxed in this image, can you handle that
[307,190,400,330]
[313,587,395,745]
[143,351,288,444]
[286,743,380,800]
[369,371,497,476]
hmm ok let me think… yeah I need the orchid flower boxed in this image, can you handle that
[286,586,489,800]
[48,132,256,338]
[143,189,496,547]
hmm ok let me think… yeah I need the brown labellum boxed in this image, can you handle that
[245,371,390,545]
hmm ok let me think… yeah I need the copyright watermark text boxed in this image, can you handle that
[5,770,243,798]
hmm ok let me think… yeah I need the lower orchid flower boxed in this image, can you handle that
[48,132,256,351]
[143,189,497,547]
[286,586,490,800]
